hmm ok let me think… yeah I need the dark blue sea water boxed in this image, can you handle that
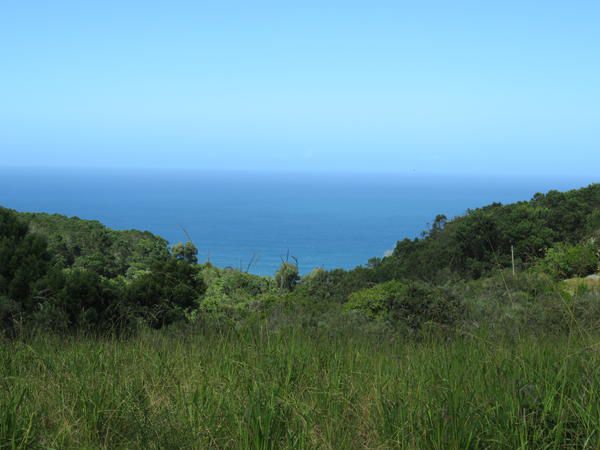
[0,167,596,275]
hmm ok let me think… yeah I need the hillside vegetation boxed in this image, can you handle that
[1,183,598,335]
[1,183,600,449]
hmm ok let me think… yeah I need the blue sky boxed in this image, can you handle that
[1,1,599,174]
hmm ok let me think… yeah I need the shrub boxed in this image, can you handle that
[32,268,128,332]
[300,267,374,303]
[197,267,277,323]
[127,259,206,328]
[535,241,598,280]
[275,262,300,292]
[345,280,463,331]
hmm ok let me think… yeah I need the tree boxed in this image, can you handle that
[126,259,205,327]
[172,241,198,264]
[429,214,447,236]
[0,208,50,312]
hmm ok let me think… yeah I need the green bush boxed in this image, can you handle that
[275,261,300,292]
[293,267,373,304]
[535,241,598,280]
[197,266,276,324]
[30,268,128,332]
[457,270,600,335]
[126,259,206,328]
[345,280,463,331]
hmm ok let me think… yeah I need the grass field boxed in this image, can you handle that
[3,326,600,449]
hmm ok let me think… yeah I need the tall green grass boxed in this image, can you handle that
[2,326,600,449]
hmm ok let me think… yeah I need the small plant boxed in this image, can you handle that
[275,258,300,292]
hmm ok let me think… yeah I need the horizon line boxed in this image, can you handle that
[1,163,598,180]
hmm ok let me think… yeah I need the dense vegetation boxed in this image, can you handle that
[0,210,204,334]
[23,212,170,277]
[1,183,599,448]
[1,183,599,335]
[371,183,600,282]
[4,328,600,449]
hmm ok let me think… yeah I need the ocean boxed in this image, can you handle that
[0,167,595,275]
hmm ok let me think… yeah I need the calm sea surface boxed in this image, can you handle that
[0,167,596,275]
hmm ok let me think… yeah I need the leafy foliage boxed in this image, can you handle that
[275,261,300,292]
[126,259,206,328]
[0,208,205,334]
[1,184,600,448]
[1,183,599,336]
[345,280,463,331]
[171,241,198,265]
[0,208,50,331]
[371,183,599,281]
[534,240,599,280]
[21,211,170,277]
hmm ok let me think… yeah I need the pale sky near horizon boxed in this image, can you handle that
[1,1,599,175]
